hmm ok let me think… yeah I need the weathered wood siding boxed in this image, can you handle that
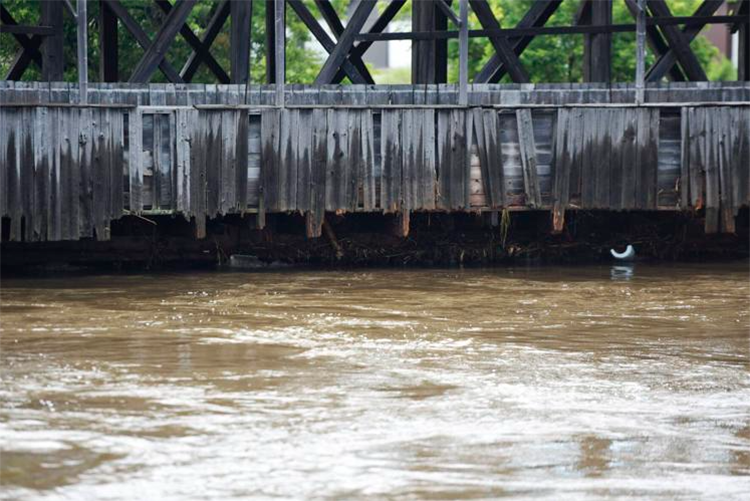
[1,84,749,241]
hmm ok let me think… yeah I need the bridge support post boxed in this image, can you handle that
[412,0,449,84]
[230,0,253,84]
[41,0,64,81]
[99,1,119,82]
[582,0,612,82]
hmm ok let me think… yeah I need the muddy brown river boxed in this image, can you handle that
[1,263,749,500]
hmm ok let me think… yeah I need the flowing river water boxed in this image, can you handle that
[1,263,749,500]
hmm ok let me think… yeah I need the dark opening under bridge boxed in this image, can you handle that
[0,1,749,252]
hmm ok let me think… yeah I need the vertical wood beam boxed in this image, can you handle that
[230,0,253,84]
[265,0,276,83]
[737,1,749,81]
[99,0,119,82]
[635,0,646,104]
[458,0,468,105]
[741,24,749,81]
[583,0,612,82]
[77,0,88,103]
[411,0,439,84]
[41,0,64,81]
[274,0,285,106]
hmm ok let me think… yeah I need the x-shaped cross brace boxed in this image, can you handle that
[154,0,231,83]
[1,5,43,80]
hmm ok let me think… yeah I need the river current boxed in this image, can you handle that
[1,263,749,499]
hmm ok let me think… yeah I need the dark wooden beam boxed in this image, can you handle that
[645,0,723,81]
[181,0,231,82]
[647,0,707,81]
[412,0,445,83]
[332,0,406,84]
[624,0,685,81]
[99,0,119,82]
[0,25,55,35]
[230,0,253,84]
[41,0,64,81]
[129,0,198,83]
[474,0,561,83]
[315,0,374,84]
[583,0,612,82]
[436,0,461,27]
[103,0,184,83]
[155,0,229,83]
[315,0,376,85]
[739,0,750,81]
[265,0,276,83]
[470,0,529,83]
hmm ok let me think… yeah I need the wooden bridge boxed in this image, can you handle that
[1,1,749,246]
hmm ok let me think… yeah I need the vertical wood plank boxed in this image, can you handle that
[381,109,402,212]
[516,108,541,208]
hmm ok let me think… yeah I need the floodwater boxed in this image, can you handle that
[1,263,749,500]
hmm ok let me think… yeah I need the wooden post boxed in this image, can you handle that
[99,1,118,82]
[41,0,64,81]
[77,0,88,103]
[274,0,285,106]
[412,0,448,84]
[583,0,611,82]
[230,0,252,84]
[635,0,646,104]
[265,0,276,83]
[458,0,468,106]
[740,1,750,81]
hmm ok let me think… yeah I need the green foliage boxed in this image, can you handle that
[0,0,738,84]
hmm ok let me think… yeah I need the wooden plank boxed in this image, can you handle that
[346,110,361,211]
[717,107,735,232]
[609,109,626,210]
[704,107,720,233]
[552,108,571,231]
[296,110,313,212]
[381,110,402,212]
[191,111,207,238]
[220,110,237,213]
[635,107,659,210]
[205,112,222,215]
[109,109,125,227]
[679,107,690,209]
[420,109,437,210]
[78,107,94,238]
[128,108,143,212]
[35,107,49,241]
[401,108,415,210]
[277,109,292,211]
[175,108,191,215]
[235,110,249,211]
[568,108,586,207]
[516,108,541,207]
[361,110,376,211]
[307,108,328,237]
[260,109,280,213]
[687,106,706,210]
[594,109,612,208]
